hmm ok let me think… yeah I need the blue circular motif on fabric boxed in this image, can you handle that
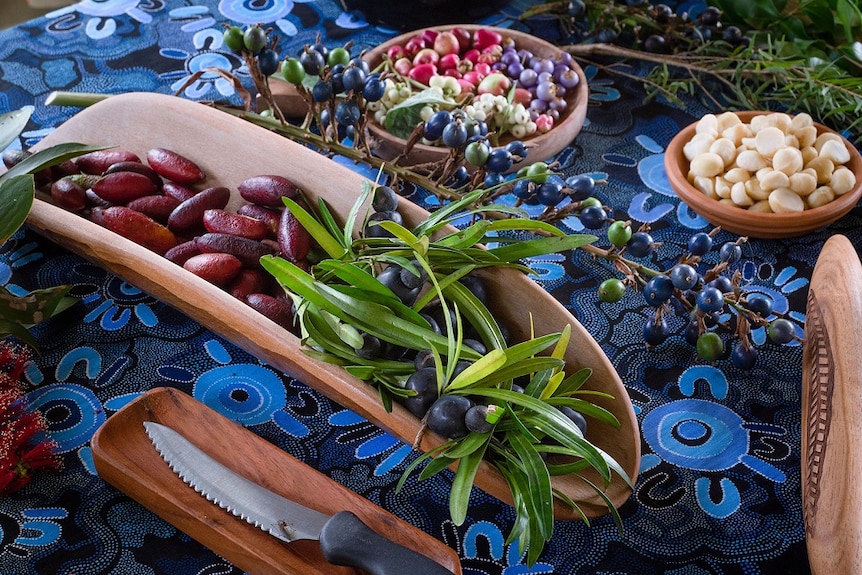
[25,383,106,452]
[193,364,286,425]
[642,398,747,472]
[217,0,294,22]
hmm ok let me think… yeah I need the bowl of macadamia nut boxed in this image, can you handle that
[665,110,861,239]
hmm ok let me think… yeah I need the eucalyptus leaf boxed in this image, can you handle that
[0,106,32,152]
[1,142,107,181]
[0,175,35,244]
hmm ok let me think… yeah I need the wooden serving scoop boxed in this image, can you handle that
[91,387,462,575]
[802,233,862,575]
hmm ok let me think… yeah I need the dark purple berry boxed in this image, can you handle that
[426,395,474,438]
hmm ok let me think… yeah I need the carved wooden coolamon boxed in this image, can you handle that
[802,233,862,574]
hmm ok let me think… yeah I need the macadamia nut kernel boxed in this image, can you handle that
[683,111,856,212]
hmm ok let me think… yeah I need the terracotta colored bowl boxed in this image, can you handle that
[665,111,862,239]
[363,25,589,171]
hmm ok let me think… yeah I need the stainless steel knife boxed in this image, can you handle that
[143,421,454,575]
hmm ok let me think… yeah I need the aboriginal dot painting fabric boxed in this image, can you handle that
[1,1,856,574]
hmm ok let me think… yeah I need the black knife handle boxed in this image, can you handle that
[319,510,455,575]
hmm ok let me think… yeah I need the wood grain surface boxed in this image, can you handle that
[90,387,462,575]
[27,92,639,517]
[803,233,862,575]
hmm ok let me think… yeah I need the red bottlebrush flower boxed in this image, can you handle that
[0,342,61,496]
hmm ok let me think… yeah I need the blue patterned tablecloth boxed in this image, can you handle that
[1,1,856,574]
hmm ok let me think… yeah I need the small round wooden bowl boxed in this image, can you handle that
[363,25,589,171]
[665,111,862,239]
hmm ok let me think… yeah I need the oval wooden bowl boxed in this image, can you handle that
[27,93,639,519]
[362,25,589,170]
[665,111,862,239]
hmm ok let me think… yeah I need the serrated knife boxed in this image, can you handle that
[143,421,453,575]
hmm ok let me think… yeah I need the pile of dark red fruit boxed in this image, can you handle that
[4,147,312,333]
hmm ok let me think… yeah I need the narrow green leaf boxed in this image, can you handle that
[419,454,456,481]
[0,175,35,244]
[440,276,506,350]
[442,431,492,459]
[481,217,568,237]
[314,260,393,299]
[449,441,488,525]
[556,368,593,395]
[434,220,492,250]
[412,189,486,238]
[315,282,462,354]
[468,356,564,390]
[260,256,334,311]
[507,431,554,542]
[539,371,567,401]
[487,234,598,263]
[0,106,32,152]
[446,348,508,390]
[282,198,346,258]
[344,181,371,247]
[1,142,107,181]
[0,319,38,349]
[464,388,615,482]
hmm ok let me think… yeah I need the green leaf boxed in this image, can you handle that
[0,175,35,244]
[449,439,488,525]
[1,142,107,181]
[507,430,554,542]
[0,106,32,152]
[384,88,453,139]
[555,368,593,395]
[0,319,38,348]
[443,431,493,459]
[462,387,618,483]
[446,348,508,390]
[487,234,597,264]
[412,189,487,238]
[344,182,371,248]
[282,197,346,259]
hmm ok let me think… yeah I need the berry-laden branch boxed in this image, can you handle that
[219,23,804,369]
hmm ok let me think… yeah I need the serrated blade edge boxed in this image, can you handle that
[144,421,330,543]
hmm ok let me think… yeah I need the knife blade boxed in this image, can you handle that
[143,421,454,575]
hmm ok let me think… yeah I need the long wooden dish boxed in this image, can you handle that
[90,386,462,575]
[28,92,639,517]
[802,234,862,575]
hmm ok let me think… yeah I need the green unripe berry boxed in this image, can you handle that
[607,220,632,248]
[465,141,491,167]
[223,26,244,53]
[281,57,306,84]
[581,197,602,209]
[598,278,626,303]
[526,161,550,183]
[696,332,724,362]
[328,46,351,67]
[243,25,267,53]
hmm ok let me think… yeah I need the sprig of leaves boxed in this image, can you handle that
[261,182,629,563]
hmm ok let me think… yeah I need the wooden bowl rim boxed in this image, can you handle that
[665,110,862,238]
